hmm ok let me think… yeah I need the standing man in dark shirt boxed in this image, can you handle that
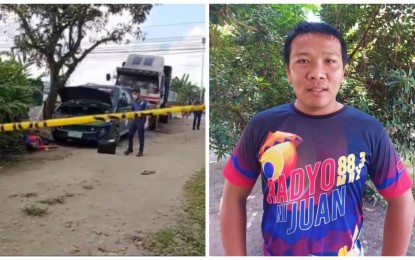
[192,97,202,130]
[124,88,148,157]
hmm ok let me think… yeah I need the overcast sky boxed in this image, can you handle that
[0,4,206,88]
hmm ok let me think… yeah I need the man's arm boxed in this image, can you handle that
[382,189,415,256]
[220,180,254,256]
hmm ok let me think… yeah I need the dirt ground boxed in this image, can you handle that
[209,152,415,256]
[0,116,205,256]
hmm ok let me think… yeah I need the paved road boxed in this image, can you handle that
[0,118,205,255]
[209,151,263,256]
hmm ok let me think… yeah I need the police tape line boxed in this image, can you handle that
[0,105,205,132]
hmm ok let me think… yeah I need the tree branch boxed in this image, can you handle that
[211,5,260,33]
[214,25,220,88]
[59,62,77,84]
[75,35,116,63]
[11,5,44,53]
[57,19,84,68]
[227,15,260,32]
[231,107,247,126]
[68,23,73,50]
[59,34,118,84]
[388,54,415,70]
[72,19,85,52]
[347,5,381,64]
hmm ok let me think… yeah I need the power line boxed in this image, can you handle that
[82,50,204,60]
[88,51,204,58]
[94,36,205,48]
[94,42,203,51]
[81,52,203,63]
[0,37,204,48]
[0,47,205,58]
[140,21,205,28]
[91,46,203,54]
[0,36,206,52]
[90,46,204,54]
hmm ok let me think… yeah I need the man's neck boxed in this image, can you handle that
[293,101,344,116]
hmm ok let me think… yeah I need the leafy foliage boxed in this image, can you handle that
[0,59,37,155]
[320,4,415,163]
[170,73,201,103]
[209,4,318,160]
[210,4,415,166]
[0,4,152,119]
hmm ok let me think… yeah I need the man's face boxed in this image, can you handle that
[133,91,140,100]
[286,33,345,115]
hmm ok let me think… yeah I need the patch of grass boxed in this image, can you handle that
[144,167,205,256]
[183,168,205,228]
[22,204,49,217]
[38,195,65,205]
[82,184,94,190]
[20,192,38,198]
[149,227,181,254]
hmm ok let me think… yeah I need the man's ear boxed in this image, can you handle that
[286,65,292,84]
[342,67,347,82]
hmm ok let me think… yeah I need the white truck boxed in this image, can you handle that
[107,54,175,130]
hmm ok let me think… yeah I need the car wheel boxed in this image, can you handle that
[148,116,157,130]
[110,126,121,146]
[159,114,169,124]
[51,131,66,143]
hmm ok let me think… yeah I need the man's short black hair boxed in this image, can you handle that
[283,22,348,67]
[132,88,141,94]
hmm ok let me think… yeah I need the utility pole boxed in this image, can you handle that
[200,37,205,101]
[11,46,17,59]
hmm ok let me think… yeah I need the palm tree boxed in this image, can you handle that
[170,73,201,103]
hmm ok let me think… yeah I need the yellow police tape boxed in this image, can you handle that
[0,105,205,132]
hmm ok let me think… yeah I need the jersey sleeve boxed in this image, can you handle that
[223,119,261,187]
[368,128,413,198]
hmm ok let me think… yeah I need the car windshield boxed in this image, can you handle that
[117,74,159,94]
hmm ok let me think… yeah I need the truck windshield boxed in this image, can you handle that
[118,74,159,94]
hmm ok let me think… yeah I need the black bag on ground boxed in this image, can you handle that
[97,139,116,154]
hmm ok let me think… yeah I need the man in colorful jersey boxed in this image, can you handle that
[220,22,415,256]
[124,88,148,157]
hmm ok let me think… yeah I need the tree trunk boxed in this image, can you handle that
[43,87,59,120]
[42,73,64,120]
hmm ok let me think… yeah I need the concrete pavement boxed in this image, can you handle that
[209,151,263,256]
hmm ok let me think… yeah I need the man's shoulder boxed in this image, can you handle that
[137,99,148,106]
[239,103,294,135]
[344,106,384,128]
[251,103,293,124]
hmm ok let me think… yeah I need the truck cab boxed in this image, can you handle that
[107,54,172,130]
